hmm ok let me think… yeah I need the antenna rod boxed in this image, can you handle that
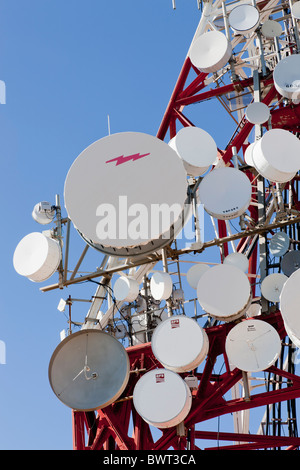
[107,114,111,135]
[162,248,173,317]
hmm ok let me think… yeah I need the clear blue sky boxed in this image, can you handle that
[0,0,247,450]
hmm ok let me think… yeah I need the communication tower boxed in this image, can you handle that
[13,0,300,450]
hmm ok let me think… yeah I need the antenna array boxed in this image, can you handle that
[13,0,300,450]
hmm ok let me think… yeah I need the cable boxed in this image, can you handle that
[87,279,134,345]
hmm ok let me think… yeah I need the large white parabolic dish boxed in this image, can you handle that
[48,329,130,411]
[150,271,173,301]
[224,252,248,273]
[32,202,55,225]
[228,4,260,34]
[198,167,252,220]
[133,368,192,428]
[273,54,300,100]
[189,30,232,73]
[261,19,282,39]
[13,232,61,283]
[197,264,251,321]
[186,263,210,289]
[284,321,300,349]
[246,302,262,318]
[245,102,270,125]
[244,141,257,167]
[281,250,300,277]
[269,231,290,257]
[252,128,300,183]
[169,126,217,177]
[151,315,209,373]
[291,1,300,19]
[64,132,189,257]
[280,268,300,341]
[113,276,139,302]
[225,319,281,372]
[261,272,288,303]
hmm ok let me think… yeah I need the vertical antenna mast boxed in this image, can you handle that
[107,114,111,135]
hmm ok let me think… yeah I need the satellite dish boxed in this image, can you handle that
[252,128,300,183]
[291,1,300,20]
[269,231,290,257]
[132,369,192,428]
[224,252,248,273]
[245,102,270,125]
[48,329,130,411]
[225,319,281,372]
[198,167,252,220]
[172,288,185,304]
[280,268,300,342]
[13,232,61,282]
[114,322,128,340]
[281,250,300,276]
[113,276,139,302]
[228,4,260,34]
[261,19,282,38]
[151,315,209,373]
[260,272,288,302]
[197,264,251,322]
[273,54,300,100]
[246,302,262,318]
[150,272,173,301]
[284,320,300,348]
[169,127,217,177]
[64,132,190,257]
[32,201,55,225]
[189,30,232,73]
[186,263,210,289]
[244,141,257,166]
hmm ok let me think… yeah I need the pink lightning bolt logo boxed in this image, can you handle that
[105,152,150,166]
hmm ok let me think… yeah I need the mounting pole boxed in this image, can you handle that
[222,1,237,82]
[289,0,300,52]
[54,194,64,288]
[253,70,268,312]
[162,247,173,317]
[67,295,72,335]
